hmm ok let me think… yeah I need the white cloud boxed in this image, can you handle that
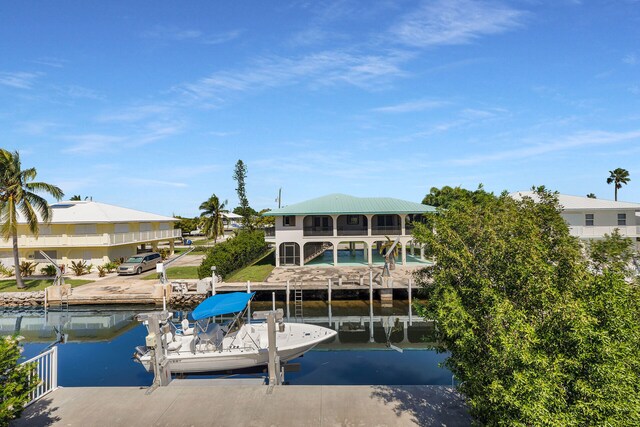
[97,104,172,123]
[176,50,409,103]
[31,57,67,68]
[142,26,242,45]
[0,71,42,89]
[372,99,449,113]
[453,129,640,165]
[623,53,638,65]
[62,134,127,154]
[391,0,526,47]
[123,178,188,188]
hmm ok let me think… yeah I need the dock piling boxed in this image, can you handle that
[328,278,332,304]
[408,278,413,326]
[272,292,276,311]
[286,281,290,321]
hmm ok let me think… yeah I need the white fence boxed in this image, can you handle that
[21,346,58,406]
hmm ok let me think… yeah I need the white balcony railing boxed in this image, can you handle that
[570,225,639,238]
[22,346,58,406]
[0,229,181,248]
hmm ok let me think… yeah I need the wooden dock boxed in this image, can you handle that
[12,385,470,426]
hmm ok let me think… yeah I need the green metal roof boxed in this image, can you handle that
[264,194,436,216]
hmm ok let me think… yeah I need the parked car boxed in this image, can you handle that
[117,253,162,275]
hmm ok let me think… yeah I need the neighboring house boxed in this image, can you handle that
[264,194,436,267]
[512,192,640,250]
[222,212,243,230]
[0,200,180,268]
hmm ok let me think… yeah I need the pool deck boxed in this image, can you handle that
[13,384,470,426]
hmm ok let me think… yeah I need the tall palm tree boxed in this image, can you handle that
[0,150,64,289]
[199,194,227,243]
[606,168,630,201]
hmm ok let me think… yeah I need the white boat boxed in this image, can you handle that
[134,292,336,374]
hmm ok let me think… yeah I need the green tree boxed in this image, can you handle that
[0,150,63,289]
[69,195,81,201]
[412,187,640,426]
[586,193,596,198]
[199,194,227,243]
[253,208,275,228]
[0,336,39,425]
[232,160,252,229]
[422,184,492,209]
[588,229,635,276]
[607,168,630,201]
[173,215,199,235]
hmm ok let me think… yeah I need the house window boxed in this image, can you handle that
[585,214,594,226]
[617,213,626,226]
[283,216,296,227]
[347,215,359,225]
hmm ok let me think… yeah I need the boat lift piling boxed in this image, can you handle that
[253,309,285,386]
[286,281,291,321]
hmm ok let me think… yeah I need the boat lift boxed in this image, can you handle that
[137,308,287,391]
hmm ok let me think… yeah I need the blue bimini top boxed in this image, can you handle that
[191,292,255,320]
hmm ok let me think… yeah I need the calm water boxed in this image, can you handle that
[1,300,452,386]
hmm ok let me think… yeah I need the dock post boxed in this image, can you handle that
[408,278,413,326]
[369,268,374,310]
[211,266,217,296]
[247,281,251,324]
[360,275,364,287]
[328,278,332,304]
[267,312,281,386]
[286,281,290,321]
[272,292,276,311]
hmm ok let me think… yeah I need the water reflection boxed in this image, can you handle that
[0,300,450,386]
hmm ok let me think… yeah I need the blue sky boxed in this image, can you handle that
[2,0,639,216]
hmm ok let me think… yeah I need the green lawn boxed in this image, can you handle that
[141,265,199,280]
[225,251,275,283]
[0,278,93,293]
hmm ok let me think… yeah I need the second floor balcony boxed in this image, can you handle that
[0,228,182,248]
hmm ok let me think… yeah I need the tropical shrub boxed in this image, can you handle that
[70,260,91,276]
[40,264,57,276]
[97,265,107,277]
[413,187,640,425]
[198,230,268,280]
[0,336,39,425]
[158,248,169,260]
[104,261,119,273]
[18,261,37,277]
[0,262,14,277]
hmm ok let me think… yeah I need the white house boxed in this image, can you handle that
[0,200,180,268]
[512,192,640,250]
[264,194,436,267]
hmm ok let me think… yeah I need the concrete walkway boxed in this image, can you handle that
[13,385,470,427]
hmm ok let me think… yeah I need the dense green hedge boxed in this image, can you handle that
[197,230,268,280]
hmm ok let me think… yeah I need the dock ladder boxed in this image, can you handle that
[294,282,303,320]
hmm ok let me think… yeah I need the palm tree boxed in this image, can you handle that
[70,195,81,201]
[586,193,596,199]
[0,150,64,289]
[199,194,227,243]
[379,236,400,273]
[606,168,630,201]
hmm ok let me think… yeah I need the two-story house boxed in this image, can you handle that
[264,194,436,267]
[512,192,640,250]
[0,200,180,268]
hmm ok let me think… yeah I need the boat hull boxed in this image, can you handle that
[137,322,336,374]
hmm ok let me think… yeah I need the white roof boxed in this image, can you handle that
[222,212,242,219]
[511,191,640,211]
[16,200,177,224]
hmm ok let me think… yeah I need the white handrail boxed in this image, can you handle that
[21,346,58,406]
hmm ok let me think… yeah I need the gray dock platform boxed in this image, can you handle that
[13,385,470,426]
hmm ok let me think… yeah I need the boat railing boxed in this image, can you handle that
[21,346,58,407]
